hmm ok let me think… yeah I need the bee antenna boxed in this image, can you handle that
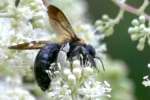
[95,56,105,71]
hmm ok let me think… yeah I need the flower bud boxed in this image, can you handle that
[148,64,150,68]
[130,34,138,41]
[63,68,71,76]
[139,15,145,24]
[73,60,81,68]
[137,41,144,51]
[68,74,76,84]
[142,79,150,87]
[139,37,145,43]
[139,24,145,30]
[105,27,114,36]
[83,67,93,75]
[96,26,104,32]
[128,27,135,33]
[73,67,81,78]
[30,2,37,10]
[95,20,103,26]
[32,19,45,28]
[131,19,139,26]
[102,14,109,21]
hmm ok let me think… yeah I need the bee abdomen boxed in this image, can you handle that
[34,43,60,91]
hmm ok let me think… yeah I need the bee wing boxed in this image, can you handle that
[8,41,49,50]
[47,5,80,42]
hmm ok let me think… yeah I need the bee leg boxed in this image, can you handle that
[95,56,105,71]
[69,57,73,71]
[79,53,87,67]
[80,47,91,67]
[87,55,96,68]
[83,55,88,67]
[69,46,83,67]
[79,54,84,67]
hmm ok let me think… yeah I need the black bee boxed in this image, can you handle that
[9,4,104,91]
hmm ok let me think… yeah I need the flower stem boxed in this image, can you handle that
[138,0,149,13]
[114,9,124,24]
[112,0,150,20]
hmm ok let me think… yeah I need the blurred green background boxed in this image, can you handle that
[86,0,150,100]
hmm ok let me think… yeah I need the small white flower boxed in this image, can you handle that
[83,67,93,75]
[143,75,149,80]
[73,67,82,78]
[131,19,139,26]
[128,15,150,51]
[63,68,71,76]
[78,78,111,99]
[104,81,111,87]
[116,0,126,4]
[142,64,150,87]
[68,74,76,83]
[73,60,81,68]
[142,79,150,87]
[0,81,35,100]
[139,15,146,23]
[148,63,150,68]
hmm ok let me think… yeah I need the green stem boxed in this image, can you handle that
[114,9,124,24]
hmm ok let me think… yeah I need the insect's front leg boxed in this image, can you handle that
[71,46,87,67]
[87,55,96,67]
[80,47,97,68]
[80,46,91,67]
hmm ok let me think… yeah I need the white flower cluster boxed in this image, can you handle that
[0,0,109,99]
[128,15,150,51]
[0,0,51,76]
[142,75,150,87]
[142,64,150,87]
[46,44,111,100]
[78,80,111,99]
[0,87,35,100]
[95,14,115,37]
[0,76,35,100]
[0,0,51,46]
[6,0,47,28]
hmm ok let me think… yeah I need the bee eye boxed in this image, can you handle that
[85,45,96,57]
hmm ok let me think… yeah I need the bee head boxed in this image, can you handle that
[84,44,96,58]
[84,44,105,70]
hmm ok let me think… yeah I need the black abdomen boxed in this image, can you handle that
[34,43,60,91]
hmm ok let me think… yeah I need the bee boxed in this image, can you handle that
[9,4,104,91]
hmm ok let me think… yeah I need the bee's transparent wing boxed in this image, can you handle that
[8,41,49,50]
[47,5,80,42]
